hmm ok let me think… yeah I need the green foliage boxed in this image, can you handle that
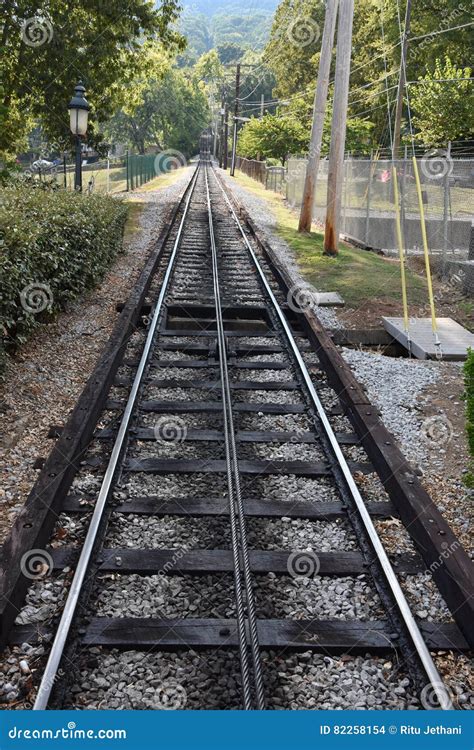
[104,60,209,156]
[264,0,326,100]
[217,43,245,64]
[464,348,474,487]
[283,94,374,154]
[179,4,275,63]
[410,57,474,146]
[0,185,128,371]
[264,0,473,149]
[0,0,185,157]
[238,114,307,164]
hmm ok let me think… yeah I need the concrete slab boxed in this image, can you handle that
[382,317,474,360]
[314,292,345,307]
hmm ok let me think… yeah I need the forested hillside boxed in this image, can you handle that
[178,0,278,62]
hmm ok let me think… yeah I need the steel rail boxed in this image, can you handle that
[33,165,201,710]
[204,162,265,710]
[212,167,454,711]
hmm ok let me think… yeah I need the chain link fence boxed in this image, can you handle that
[286,155,473,260]
[22,152,163,194]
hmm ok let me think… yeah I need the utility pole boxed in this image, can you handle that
[223,104,229,170]
[213,117,218,159]
[219,89,225,168]
[392,0,412,160]
[260,93,265,118]
[298,0,339,233]
[230,63,241,177]
[323,0,354,256]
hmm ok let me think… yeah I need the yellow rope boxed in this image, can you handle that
[412,157,442,356]
[392,165,410,336]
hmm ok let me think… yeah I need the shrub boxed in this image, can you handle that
[0,185,128,372]
[464,348,474,487]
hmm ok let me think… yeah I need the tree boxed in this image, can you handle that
[0,0,184,158]
[104,61,209,157]
[410,57,474,145]
[264,0,473,148]
[238,114,308,164]
[217,43,245,64]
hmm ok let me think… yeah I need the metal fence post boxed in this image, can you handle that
[365,150,373,245]
[126,151,129,191]
[442,141,451,275]
[342,156,349,234]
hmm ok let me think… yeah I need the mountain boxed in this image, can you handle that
[177,0,278,61]
[181,0,278,16]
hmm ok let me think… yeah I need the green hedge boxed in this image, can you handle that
[465,348,474,487]
[0,185,128,372]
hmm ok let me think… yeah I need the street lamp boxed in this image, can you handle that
[68,81,90,192]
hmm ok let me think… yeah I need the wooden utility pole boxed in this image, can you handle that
[298,0,339,233]
[323,0,354,256]
[223,104,229,170]
[219,90,225,168]
[230,63,241,177]
[392,0,412,160]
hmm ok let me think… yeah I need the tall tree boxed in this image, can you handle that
[264,0,473,148]
[410,57,474,145]
[0,0,184,157]
[105,58,209,157]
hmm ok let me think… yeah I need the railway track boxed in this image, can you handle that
[1,156,473,711]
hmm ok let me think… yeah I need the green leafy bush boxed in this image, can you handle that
[464,348,474,488]
[0,186,128,372]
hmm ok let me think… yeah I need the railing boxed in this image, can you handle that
[286,154,474,257]
[235,157,286,194]
[21,152,160,194]
[235,156,267,184]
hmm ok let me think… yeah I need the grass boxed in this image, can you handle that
[135,166,190,193]
[122,201,144,245]
[233,170,428,309]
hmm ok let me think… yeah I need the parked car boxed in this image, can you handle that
[31,159,54,172]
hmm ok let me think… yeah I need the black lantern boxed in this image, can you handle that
[68,81,90,191]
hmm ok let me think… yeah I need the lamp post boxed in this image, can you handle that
[68,81,90,192]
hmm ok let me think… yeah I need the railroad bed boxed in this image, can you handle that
[1,159,473,711]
